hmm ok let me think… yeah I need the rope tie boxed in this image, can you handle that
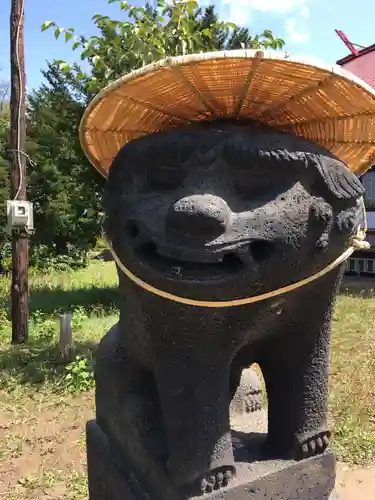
[104,199,370,308]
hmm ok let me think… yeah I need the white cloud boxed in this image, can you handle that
[225,5,252,25]
[299,5,310,18]
[225,0,308,15]
[213,0,310,29]
[285,18,309,43]
[203,0,313,44]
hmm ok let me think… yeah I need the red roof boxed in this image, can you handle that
[336,44,375,65]
[336,45,375,89]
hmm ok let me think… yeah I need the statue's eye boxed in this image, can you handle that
[146,165,187,191]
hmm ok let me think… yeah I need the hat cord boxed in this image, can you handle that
[103,200,370,308]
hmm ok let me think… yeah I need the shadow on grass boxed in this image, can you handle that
[339,276,375,299]
[31,285,120,315]
[1,286,120,316]
[0,336,98,390]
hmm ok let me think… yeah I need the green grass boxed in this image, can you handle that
[329,293,375,464]
[0,261,375,499]
[0,261,119,394]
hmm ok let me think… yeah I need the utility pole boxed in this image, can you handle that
[10,0,28,344]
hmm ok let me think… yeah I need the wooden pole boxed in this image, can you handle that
[10,0,28,344]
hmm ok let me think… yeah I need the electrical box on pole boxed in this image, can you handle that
[7,200,34,233]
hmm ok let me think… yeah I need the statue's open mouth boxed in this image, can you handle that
[136,240,246,279]
[134,238,277,281]
[121,220,277,280]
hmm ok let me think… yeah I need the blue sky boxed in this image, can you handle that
[0,0,374,92]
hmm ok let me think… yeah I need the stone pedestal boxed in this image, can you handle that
[86,417,339,500]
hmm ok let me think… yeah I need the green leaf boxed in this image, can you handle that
[54,27,65,39]
[104,68,113,80]
[65,31,73,42]
[262,29,273,38]
[92,55,101,66]
[41,20,55,31]
[59,62,72,73]
[202,28,212,39]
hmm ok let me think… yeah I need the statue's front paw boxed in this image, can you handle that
[170,445,235,496]
[194,467,234,495]
[296,429,331,460]
[201,468,234,493]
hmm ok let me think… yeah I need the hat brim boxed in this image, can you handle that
[79,49,375,178]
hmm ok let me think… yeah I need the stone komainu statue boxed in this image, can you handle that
[80,52,375,500]
[96,121,363,493]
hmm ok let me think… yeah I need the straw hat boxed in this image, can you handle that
[79,49,375,178]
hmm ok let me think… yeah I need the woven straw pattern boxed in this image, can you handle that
[79,50,375,178]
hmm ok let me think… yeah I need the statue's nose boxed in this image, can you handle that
[166,195,230,238]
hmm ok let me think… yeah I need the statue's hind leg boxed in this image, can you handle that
[230,348,262,416]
